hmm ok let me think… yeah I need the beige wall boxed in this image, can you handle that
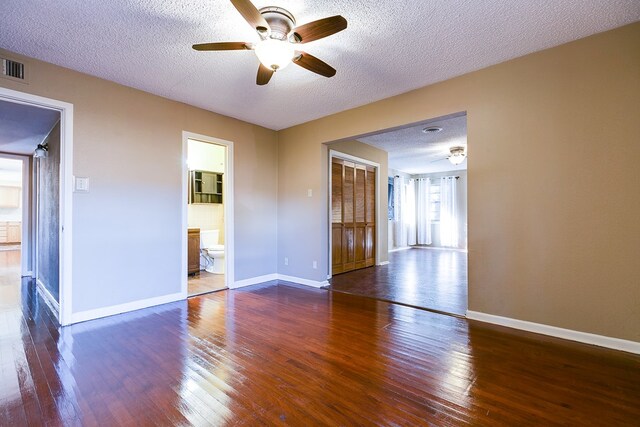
[278,23,640,341]
[0,48,278,314]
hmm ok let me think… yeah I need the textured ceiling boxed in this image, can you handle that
[358,114,467,175]
[0,100,60,155]
[1,1,638,130]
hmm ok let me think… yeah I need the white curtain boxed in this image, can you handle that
[414,178,432,245]
[405,179,417,245]
[393,176,406,247]
[440,177,458,247]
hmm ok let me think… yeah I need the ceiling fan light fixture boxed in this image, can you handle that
[448,146,466,165]
[255,38,295,71]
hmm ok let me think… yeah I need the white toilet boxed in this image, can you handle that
[200,230,225,274]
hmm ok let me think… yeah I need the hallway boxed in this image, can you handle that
[329,248,467,315]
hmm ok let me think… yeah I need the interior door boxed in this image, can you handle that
[331,157,376,275]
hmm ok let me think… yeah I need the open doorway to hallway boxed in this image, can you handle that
[0,97,61,315]
[327,113,468,316]
[186,137,229,296]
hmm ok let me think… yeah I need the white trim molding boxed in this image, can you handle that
[389,246,411,253]
[466,310,640,355]
[277,274,328,288]
[71,292,184,325]
[36,279,60,320]
[232,274,279,289]
[377,261,390,266]
[0,86,74,326]
[181,131,235,299]
[233,273,328,289]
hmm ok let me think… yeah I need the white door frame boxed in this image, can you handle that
[181,131,234,296]
[328,149,382,279]
[0,87,74,326]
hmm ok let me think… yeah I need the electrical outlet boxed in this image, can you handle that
[313,260,317,269]
[307,189,313,197]
[284,257,288,266]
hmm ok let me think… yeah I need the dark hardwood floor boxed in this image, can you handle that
[1,250,639,425]
[329,248,468,315]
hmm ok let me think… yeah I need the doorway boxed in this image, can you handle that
[0,87,73,325]
[326,113,469,316]
[182,132,234,297]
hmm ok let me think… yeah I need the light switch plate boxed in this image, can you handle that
[74,176,89,192]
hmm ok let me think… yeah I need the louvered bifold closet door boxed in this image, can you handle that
[331,157,376,275]
[331,159,345,274]
[364,165,376,267]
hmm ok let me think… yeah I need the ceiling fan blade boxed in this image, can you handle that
[230,0,270,33]
[292,15,347,43]
[431,158,448,163]
[192,42,250,51]
[293,52,336,78]
[256,64,274,85]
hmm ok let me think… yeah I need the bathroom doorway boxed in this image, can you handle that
[182,132,234,297]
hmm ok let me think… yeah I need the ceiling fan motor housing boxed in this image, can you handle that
[259,7,297,41]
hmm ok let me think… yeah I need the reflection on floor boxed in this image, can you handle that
[0,249,20,309]
[1,268,639,424]
[188,270,226,296]
[328,247,467,315]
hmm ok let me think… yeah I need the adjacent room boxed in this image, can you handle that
[0,1,639,425]
[328,114,468,315]
[186,137,228,296]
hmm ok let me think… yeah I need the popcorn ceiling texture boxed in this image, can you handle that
[1,0,638,130]
[358,114,467,175]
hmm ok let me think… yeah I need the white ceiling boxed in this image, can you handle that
[0,100,60,155]
[1,1,638,130]
[358,114,467,175]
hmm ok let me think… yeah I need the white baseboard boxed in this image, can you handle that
[277,274,328,288]
[36,278,60,320]
[466,310,640,355]
[389,246,411,252]
[231,273,279,289]
[71,291,184,325]
[377,261,390,266]
[413,246,468,252]
[232,273,329,289]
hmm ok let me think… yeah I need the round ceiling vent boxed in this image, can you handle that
[422,126,443,133]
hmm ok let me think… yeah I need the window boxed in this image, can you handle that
[429,182,440,222]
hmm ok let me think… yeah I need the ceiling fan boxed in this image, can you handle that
[193,0,347,85]
[431,146,467,165]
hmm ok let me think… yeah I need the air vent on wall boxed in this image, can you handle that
[1,57,26,81]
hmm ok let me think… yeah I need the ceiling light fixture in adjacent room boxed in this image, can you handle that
[34,143,48,158]
[448,146,466,165]
[422,126,443,133]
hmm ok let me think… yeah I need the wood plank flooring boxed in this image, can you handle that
[1,250,639,425]
[188,271,226,296]
[329,248,468,315]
